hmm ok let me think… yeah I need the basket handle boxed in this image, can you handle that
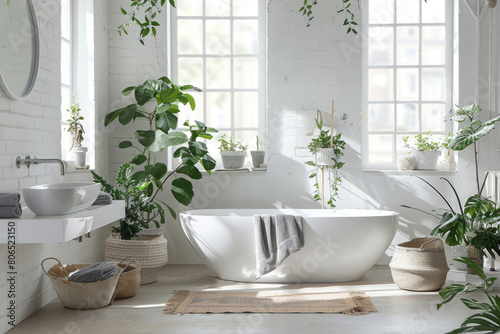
[116,257,139,269]
[107,264,127,307]
[420,237,444,250]
[41,257,63,276]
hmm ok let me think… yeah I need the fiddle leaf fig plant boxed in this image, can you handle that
[103,76,217,224]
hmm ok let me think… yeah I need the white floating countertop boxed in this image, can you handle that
[0,200,125,244]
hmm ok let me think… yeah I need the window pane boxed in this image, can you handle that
[206,0,230,16]
[61,86,71,112]
[206,92,231,128]
[422,0,445,23]
[368,69,394,101]
[234,58,258,89]
[234,20,259,54]
[177,0,203,16]
[178,58,203,88]
[238,130,259,151]
[368,104,394,132]
[61,0,70,39]
[234,92,258,128]
[233,0,258,17]
[368,27,393,66]
[368,135,393,164]
[396,26,419,65]
[397,68,419,101]
[206,20,230,55]
[61,41,71,86]
[422,104,445,132]
[396,0,419,23]
[422,26,445,65]
[422,68,445,101]
[369,0,394,24]
[180,94,204,124]
[206,58,231,89]
[396,104,418,132]
[178,20,203,54]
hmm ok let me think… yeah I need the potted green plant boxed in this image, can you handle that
[66,95,87,166]
[218,134,248,169]
[92,163,168,284]
[403,105,500,273]
[250,135,265,169]
[305,111,346,208]
[402,132,447,170]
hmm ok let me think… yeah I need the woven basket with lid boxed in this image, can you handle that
[389,237,449,291]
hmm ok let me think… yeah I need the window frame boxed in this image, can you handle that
[169,0,267,167]
[362,0,455,170]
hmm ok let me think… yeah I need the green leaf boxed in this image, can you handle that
[450,116,500,151]
[119,141,133,149]
[131,154,147,165]
[105,104,137,127]
[118,104,137,125]
[144,163,168,179]
[155,113,170,133]
[177,165,203,180]
[120,7,127,15]
[169,0,176,8]
[149,130,188,152]
[134,84,156,106]
[189,141,208,157]
[201,154,216,172]
[166,112,178,129]
[431,212,466,246]
[136,130,155,147]
[171,178,194,206]
[122,86,136,96]
[184,93,196,110]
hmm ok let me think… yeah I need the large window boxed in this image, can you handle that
[170,0,266,164]
[363,0,454,169]
[60,0,73,160]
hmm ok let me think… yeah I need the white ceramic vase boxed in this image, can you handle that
[250,151,265,168]
[451,244,469,271]
[220,151,246,169]
[413,150,441,170]
[315,148,336,166]
[67,146,88,166]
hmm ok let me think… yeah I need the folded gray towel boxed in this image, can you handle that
[0,204,22,218]
[92,191,113,205]
[68,262,120,283]
[254,214,305,279]
[0,193,20,206]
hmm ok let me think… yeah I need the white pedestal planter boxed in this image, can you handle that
[68,146,88,166]
[414,150,441,170]
[220,151,246,169]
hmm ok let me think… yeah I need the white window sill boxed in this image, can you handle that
[359,169,458,176]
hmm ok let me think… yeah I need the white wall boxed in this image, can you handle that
[105,0,500,266]
[0,1,110,332]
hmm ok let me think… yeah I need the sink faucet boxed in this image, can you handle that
[16,155,65,175]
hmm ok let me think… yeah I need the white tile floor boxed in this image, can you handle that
[8,265,487,334]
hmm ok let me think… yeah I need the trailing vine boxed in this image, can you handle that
[299,0,358,35]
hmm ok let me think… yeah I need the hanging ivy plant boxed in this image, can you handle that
[299,0,358,35]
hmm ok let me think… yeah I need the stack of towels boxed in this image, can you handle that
[92,191,113,205]
[0,193,22,218]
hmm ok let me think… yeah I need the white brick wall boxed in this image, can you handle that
[0,1,111,332]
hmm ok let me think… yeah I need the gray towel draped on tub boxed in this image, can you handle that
[253,214,305,279]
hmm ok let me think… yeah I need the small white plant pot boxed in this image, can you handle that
[250,151,265,168]
[451,244,469,271]
[414,150,441,170]
[67,146,88,166]
[315,148,336,166]
[220,151,246,169]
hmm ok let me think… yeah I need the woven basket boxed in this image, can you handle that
[105,234,168,285]
[389,237,449,291]
[115,260,141,299]
[41,257,123,310]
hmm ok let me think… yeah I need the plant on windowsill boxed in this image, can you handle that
[437,257,500,333]
[402,132,449,170]
[306,110,346,208]
[250,135,265,169]
[402,104,500,273]
[218,134,248,169]
[66,94,87,167]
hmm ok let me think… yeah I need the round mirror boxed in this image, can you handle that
[0,0,39,100]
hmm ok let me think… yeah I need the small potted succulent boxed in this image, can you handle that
[218,134,248,169]
[250,135,265,169]
[402,132,447,170]
[66,95,87,166]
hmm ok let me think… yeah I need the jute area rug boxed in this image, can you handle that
[164,290,377,316]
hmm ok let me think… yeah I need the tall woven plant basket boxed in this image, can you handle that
[105,234,168,285]
[389,237,449,292]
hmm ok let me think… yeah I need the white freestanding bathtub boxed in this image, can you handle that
[180,209,398,283]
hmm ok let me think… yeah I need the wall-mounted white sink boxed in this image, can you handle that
[22,183,101,216]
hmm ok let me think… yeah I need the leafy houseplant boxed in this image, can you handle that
[306,111,346,208]
[438,257,500,333]
[250,135,265,169]
[66,95,87,166]
[403,105,500,271]
[104,76,217,231]
[402,132,448,170]
[218,134,248,169]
